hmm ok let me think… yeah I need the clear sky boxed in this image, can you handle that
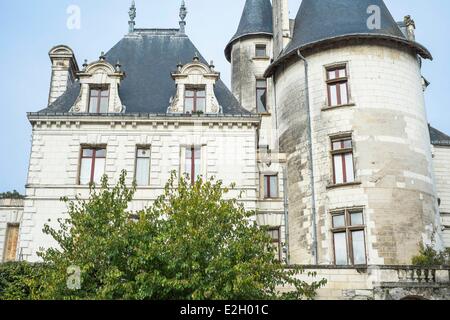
[0,0,449,193]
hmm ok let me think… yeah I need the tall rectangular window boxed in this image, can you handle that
[266,227,281,261]
[326,65,349,107]
[135,147,151,186]
[184,88,206,114]
[263,175,279,198]
[3,224,19,262]
[89,87,109,113]
[255,44,267,57]
[331,137,355,185]
[256,79,268,113]
[185,146,201,185]
[332,209,366,265]
[79,147,106,185]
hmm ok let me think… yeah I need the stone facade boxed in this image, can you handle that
[432,145,450,247]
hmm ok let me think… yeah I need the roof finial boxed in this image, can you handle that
[179,0,188,34]
[128,1,137,33]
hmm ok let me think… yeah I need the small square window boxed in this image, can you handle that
[255,45,267,57]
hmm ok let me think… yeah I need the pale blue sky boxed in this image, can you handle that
[0,0,449,193]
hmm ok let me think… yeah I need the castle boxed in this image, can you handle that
[1,0,449,300]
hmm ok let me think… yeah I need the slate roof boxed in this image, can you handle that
[430,126,450,147]
[38,29,249,116]
[225,0,273,62]
[265,0,432,76]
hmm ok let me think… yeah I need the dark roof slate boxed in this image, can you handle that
[265,0,432,76]
[430,126,450,146]
[39,29,248,115]
[225,0,273,61]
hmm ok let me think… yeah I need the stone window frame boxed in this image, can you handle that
[330,207,367,266]
[323,62,355,110]
[255,44,268,58]
[3,223,20,263]
[134,145,152,187]
[184,85,206,114]
[261,173,279,199]
[88,84,110,114]
[78,145,107,185]
[264,226,282,261]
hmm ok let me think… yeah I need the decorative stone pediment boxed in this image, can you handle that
[167,55,222,114]
[71,53,126,113]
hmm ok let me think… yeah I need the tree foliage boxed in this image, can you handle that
[34,171,325,300]
[411,244,450,267]
[0,190,24,199]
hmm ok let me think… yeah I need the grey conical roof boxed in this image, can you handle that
[266,0,432,76]
[225,0,273,61]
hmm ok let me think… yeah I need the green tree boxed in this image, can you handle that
[0,190,24,199]
[35,171,325,300]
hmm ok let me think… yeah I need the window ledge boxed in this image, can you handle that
[322,103,355,111]
[258,112,272,117]
[326,181,362,190]
[260,197,283,202]
[253,56,270,61]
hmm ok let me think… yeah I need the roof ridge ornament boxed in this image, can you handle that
[129,0,137,33]
[179,0,188,34]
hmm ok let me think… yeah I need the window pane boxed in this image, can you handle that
[257,89,267,113]
[137,148,150,158]
[329,84,338,106]
[328,70,336,80]
[256,45,266,57]
[332,141,341,151]
[99,96,109,113]
[270,176,278,197]
[350,212,364,226]
[184,98,194,113]
[343,139,352,149]
[257,80,267,88]
[333,154,344,184]
[345,153,355,183]
[185,90,194,97]
[136,158,150,186]
[339,83,348,105]
[197,90,206,98]
[90,89,100,97]
[82,149,93,158]
[93,158,105,184]
[80,158,92,184]
[89,97,98,113]
[264,177,269,198]
[95,149,107,158]
[194,148,201,159]
[352,230,366,265]
[100,89,109,97]
[194,158,201,179]
[338,68,346,78]
[334,232,348,265]
[196,97,206,112]
[332,214,346,228]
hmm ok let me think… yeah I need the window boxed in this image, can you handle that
[331,137,355,185]
[255,44,267,57]
[326,65,349,107]
[185,146,201,185]
[256,79,268,113]
[89,87,109,113]
[79,147,106,185]
[263,175,279,198]
[184,88,206,113]
[135,147,151,186]
[331,209,366,265]
[266,227,281,261]
[3,224,19,262]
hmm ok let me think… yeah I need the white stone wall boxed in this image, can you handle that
[432,145,450,247]
[0,199,24,262]
[274,42,441,265]
[20,116,287,261]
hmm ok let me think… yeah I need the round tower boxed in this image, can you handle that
[265,0,442,265]
[225,0,273,114]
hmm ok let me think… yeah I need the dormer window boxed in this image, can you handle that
[88,86,109,113]
[184,87,206,114]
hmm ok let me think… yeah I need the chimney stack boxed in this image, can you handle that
[47,45,79,106]
[272,0,291,58]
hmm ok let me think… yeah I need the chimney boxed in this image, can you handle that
[404,15,416,41]
[272,0,291,58]
[48,45,79,105]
